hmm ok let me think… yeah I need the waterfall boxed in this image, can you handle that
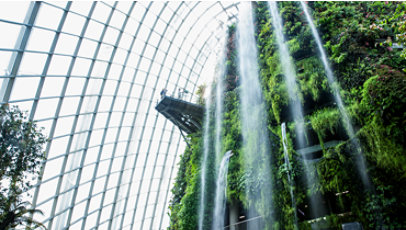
[211,31,227,230]
[212,151,232,230]
[215,30,227,168]
[281,123,299,229]
[300,2,372,190]
[268,2,326,222]
[198,80,214,230]
[237,2,275,228]
[198,29,227,230]
[268,1,306,148]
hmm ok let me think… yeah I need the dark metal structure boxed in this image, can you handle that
[155,96,204,134]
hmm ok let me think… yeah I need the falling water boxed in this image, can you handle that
[198,29,227,230]
[215,30,227,167]
[198,82,214,230]
[211,31,227,230]
[238,2,275,228]
[268,2,306,148]
[281,123,299,229]
[268,2,326,222]
[300,2,371,189]
[212,151,232,230]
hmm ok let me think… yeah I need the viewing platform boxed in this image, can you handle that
[155,95,204,134]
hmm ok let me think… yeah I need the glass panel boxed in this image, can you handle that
[49,1,67,8]
[35,4,63,30]
[100,143,114,161]
[36,178,58,205]
[54,33,79,55]
[93,112,108,129]
[47,55,72,75]
[40,76,64,98]
[103,27,120,45]
[102,79,117,95]
[111,157,124,173]
[108,63,123,79]
[0,2,30,23]
[91,61,108,78]
[131,5,146,23]
[112,49,127,66]
[88,193,103,213]
[143,11,157,29]
[0,22,23,49]
[100,205,113,223]
[84,146,100,166]
[42,156,64,181]
[47,136,69,158]
[18,53,47,75]
[122,112,135,127]
[59,96,80,116]
[76,182,91,203]
[0,51,13,75]
[137,25,150,42]
[35,119,53,137]
[116,2,133,13]
[97,44,114,61]
[112,97,126,112]
[105,127,118,142]
[62,12,86,35]
[85,211,99,230]
[77,38,98,59]
[103,188,117,205]
[96,160,110,178]
[54,116,75,137]
[89,128,104,148]
[123,18,139,36]
[84,20,104,40]
[71,58,92,76]
[9,77,40,101]
[70,1,93,16]
[71,201,86,224]
[26,28,55,52]
[98,96,113,112]
[35,199,53,223]
[86,78,103,95]
[92,2,112,24]
[80,164,95,184]
[118,33,133,50]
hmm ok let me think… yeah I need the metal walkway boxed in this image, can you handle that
[155,96,204,134]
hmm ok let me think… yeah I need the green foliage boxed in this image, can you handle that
[362,185,402,229]
[0,105,46,229]
[169,133,202,230]
[314,1,406,89]
[170,2,406,229]
[195,84,206,105]
[222,91,244,202]
[309,108,340,139]
[361,72,406,137]
[0,201,45,230]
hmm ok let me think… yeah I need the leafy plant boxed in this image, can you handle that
[0,105,46,229]
[169,2,406,229]
[0,201,45,230]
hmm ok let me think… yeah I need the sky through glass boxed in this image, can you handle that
[0,1,239,229]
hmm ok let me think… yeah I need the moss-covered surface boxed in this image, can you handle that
[169,2,406,229]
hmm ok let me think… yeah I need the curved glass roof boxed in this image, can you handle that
[0,2,239,229]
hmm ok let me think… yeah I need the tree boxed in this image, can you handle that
[0,105,46,229]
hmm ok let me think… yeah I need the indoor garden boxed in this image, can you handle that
[168,2,406,230]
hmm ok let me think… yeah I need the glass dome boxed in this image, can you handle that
[0,2,239,229]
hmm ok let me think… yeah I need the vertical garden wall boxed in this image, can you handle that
[169,2,406,229]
